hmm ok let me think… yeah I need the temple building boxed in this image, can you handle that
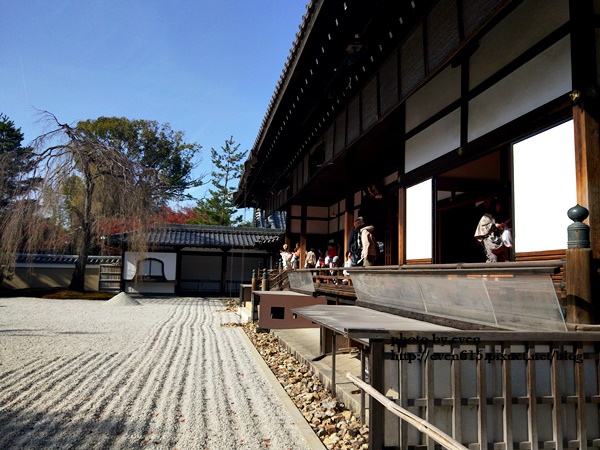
[235,1,600,448]
[236,0,600,290]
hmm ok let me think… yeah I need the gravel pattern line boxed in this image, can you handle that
[0,297,313,450]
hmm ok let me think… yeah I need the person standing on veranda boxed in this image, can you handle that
[354,217,378,267]
[304,247,316,268]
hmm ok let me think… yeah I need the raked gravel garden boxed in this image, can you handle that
[0,295,368,449]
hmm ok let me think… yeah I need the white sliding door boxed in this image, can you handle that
[406,179,432,260]
[512,120,577,253]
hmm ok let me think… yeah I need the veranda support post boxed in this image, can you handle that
[565,204,593,324]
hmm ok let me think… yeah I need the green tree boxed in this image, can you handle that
[77,116,202,206]
[0,114,36,213]
[0,112,203,291]
[193,137,247,226]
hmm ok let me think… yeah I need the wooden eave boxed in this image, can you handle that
[236,0,519,209]
[236,0,432,208]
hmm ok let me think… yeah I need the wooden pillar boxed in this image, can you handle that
[285,205,291,253]
[432,177,438,265]
[566,248,593,323]
[360,347,366,425]
[398,187,406,265]
[573,105,600,259]
[501,345,514,450]
[424,341,435,450]
[369,339,385,450]
[261,267,269,291]
[251,269,258,292]
[345,153,356,255]
[397,101,406,266]
[300,204,307,269]
[344,209,354,257]
[566,205,594,323]
[570,0,599,319]
[476,342,488,449]
[572,101,600,322]
[331,333,337,391]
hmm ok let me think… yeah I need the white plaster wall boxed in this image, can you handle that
[291,204,302,216]
[405,109,461,173]
[329,216,339,233]
[468,36,571,142]
[306,206,328,217]
[124,252,176,281]
[383,171,398,186]
[469,0,570,89]
[405,65,461,132]
[126,282,174,295]
[329,203,338,216]
[306,205,329,234]
[306,220,329,234]
[290,218,301,233]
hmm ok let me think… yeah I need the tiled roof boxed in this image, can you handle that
[252,1,316,152]
[16,254,121,265]
[254,209,286,229]
[146,224,285,249]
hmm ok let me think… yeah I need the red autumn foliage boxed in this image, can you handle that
[155,206,200,224]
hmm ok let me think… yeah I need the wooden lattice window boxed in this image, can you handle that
[136,258,166,282]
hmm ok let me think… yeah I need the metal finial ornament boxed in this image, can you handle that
[567,204,589,223]
[567,204,590,249]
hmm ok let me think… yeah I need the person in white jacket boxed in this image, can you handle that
[474,201,509,263]
[354,217,378,267]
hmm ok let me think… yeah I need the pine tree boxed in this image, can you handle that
[0,113,36,214]
[193,137,247,226]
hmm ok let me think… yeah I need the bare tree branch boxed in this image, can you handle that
[0,111,202,291]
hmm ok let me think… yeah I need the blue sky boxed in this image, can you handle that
[1,0,308,206]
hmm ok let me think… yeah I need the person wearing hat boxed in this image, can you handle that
[354,217,378,266]
[280,244,293,270]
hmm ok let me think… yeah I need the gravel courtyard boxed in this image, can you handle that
[0,296,315,449]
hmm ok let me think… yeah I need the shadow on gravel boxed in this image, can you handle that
[0,287,112,300]
[0,329,40,334]
[0,329,104,336]
[0,406,154,449]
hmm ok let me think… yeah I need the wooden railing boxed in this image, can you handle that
[266,268,289,291]
[347,373,468,450]
[288,261,566,306]
[358,331,600,450]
